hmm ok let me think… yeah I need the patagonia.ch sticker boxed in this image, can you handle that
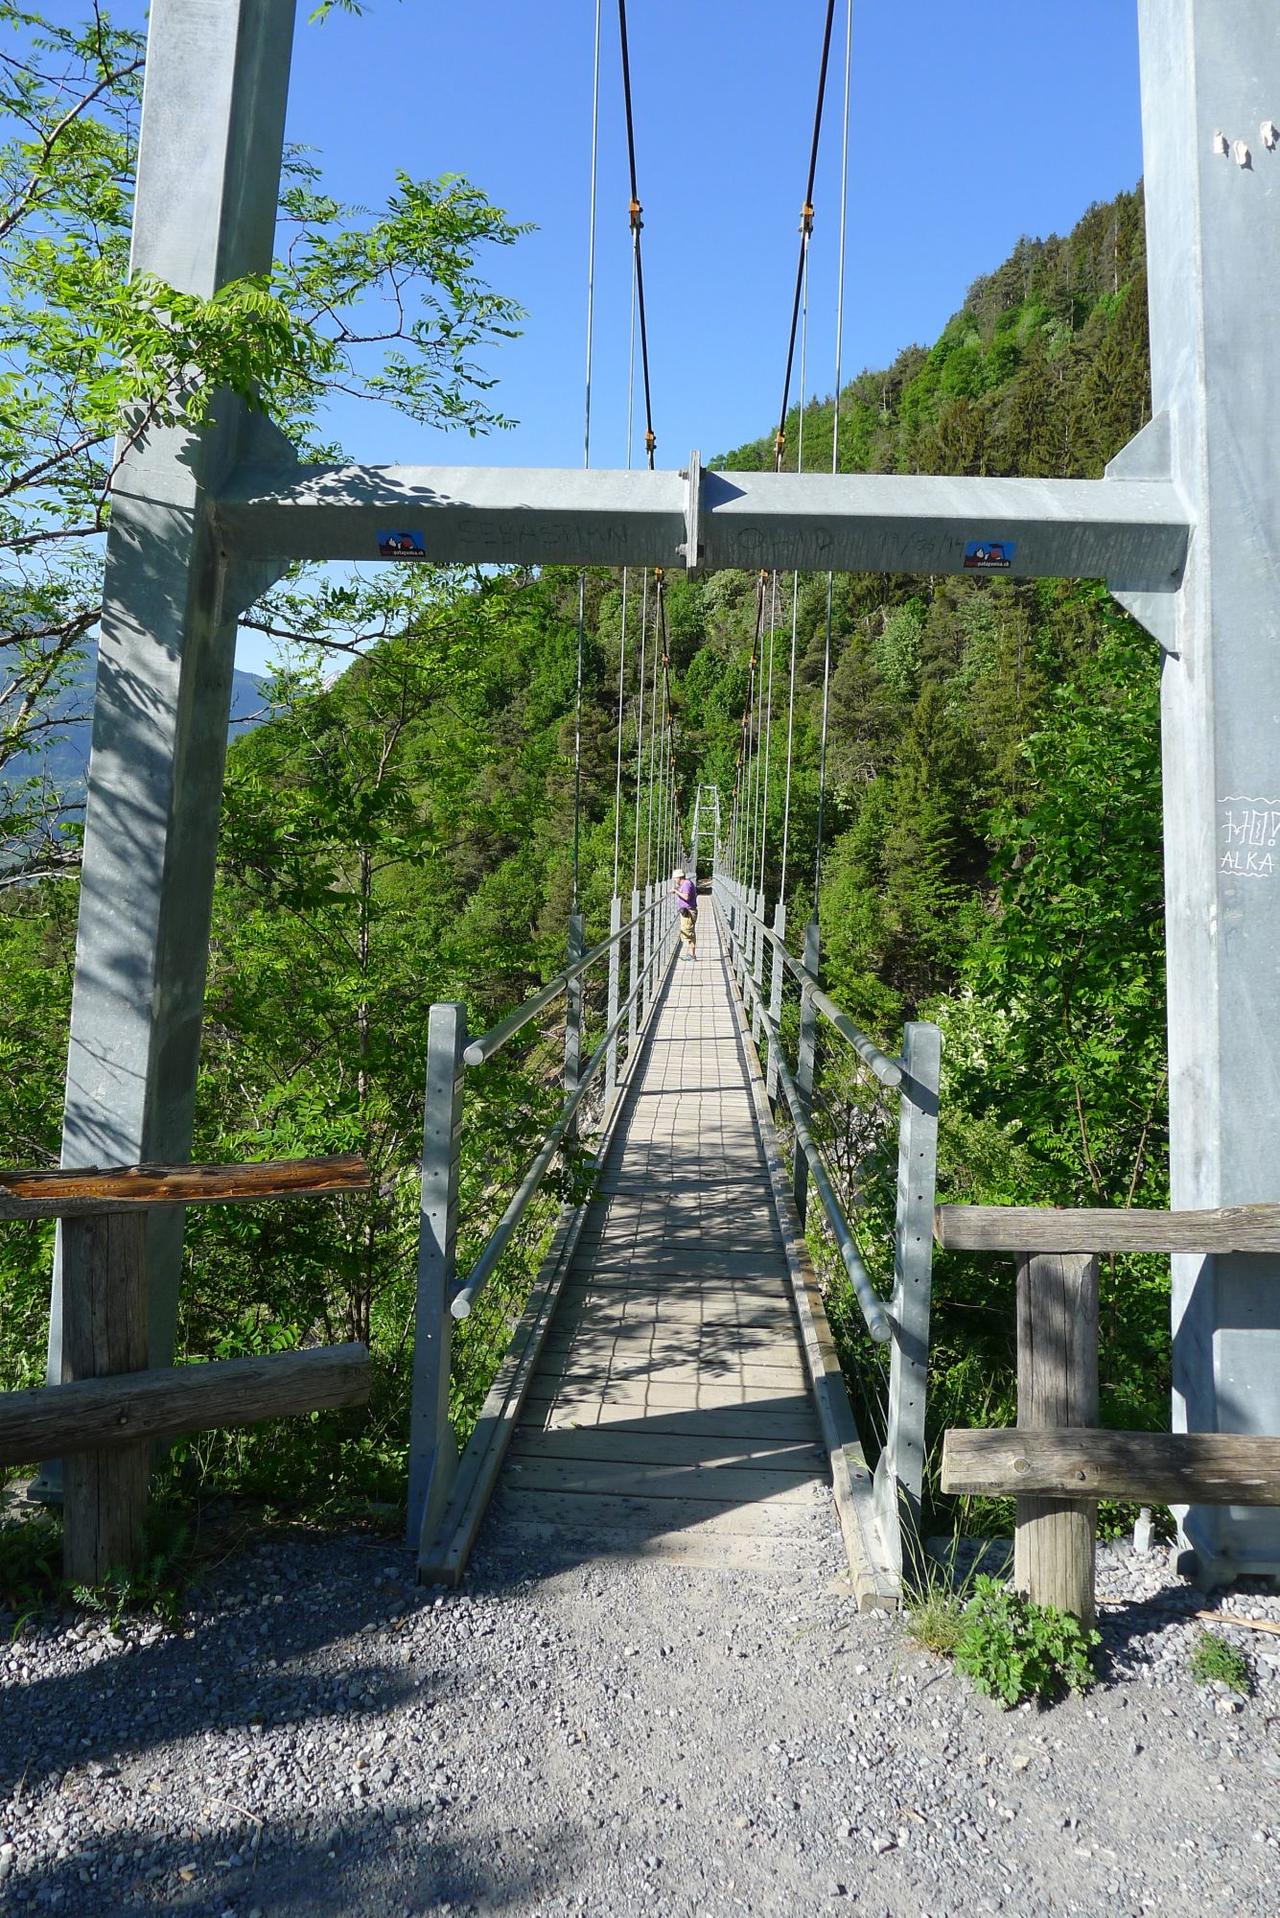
[963,539,1015,570]
[377,529,426,560]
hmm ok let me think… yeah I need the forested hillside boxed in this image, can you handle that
[0,169,1169,1521]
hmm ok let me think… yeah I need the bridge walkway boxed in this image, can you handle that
[489,910,836,1576]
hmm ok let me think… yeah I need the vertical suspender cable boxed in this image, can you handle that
[813,0,853,910]
[644,571,661,885]
[612,242,640,896]
[759,569,779,894]
[631,567,650,891]
[573,0,603,912]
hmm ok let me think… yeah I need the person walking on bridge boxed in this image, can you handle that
[673,867,698,961]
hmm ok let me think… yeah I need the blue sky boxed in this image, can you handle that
[287,0,1143,471]
[98,2,1145,665]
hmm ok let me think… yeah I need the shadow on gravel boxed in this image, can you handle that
[0,1533,443,1798]
[8,1800,571,1916]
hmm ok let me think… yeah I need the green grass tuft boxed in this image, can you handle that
[1189,1630,1250,1695]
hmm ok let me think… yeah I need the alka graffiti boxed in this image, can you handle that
[1220,797,1280,878]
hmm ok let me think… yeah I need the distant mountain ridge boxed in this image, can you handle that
[10,646,268,805]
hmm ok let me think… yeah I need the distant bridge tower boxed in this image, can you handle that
[688,785,723,885]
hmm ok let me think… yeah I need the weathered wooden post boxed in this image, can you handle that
[605,893,622,1114]
[407,1004,467,1548]
[793,921,821,1227]
[874,1021,941,1579]
[767,898,786,1106]
[61,1212,151,1585]
[1015,1250,1100,1624]
[564,911,584,1139]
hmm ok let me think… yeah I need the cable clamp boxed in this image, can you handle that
[799,201,814,235]
[644,427,657,457]
[629,197,644,231]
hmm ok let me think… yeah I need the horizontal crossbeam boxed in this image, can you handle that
[0,1342,370,1466]
[935,1202,1280,1254]
[942,1427,1280,1504]
[210,455,1190,587]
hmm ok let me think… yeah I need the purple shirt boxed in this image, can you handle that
[675,877,697,912]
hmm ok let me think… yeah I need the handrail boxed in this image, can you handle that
[451,947,664,1320]
[463,893,663,1067]
[717,897,891,1343]
[722,888,902,1089]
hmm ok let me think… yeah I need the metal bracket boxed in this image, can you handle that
[1105,410,1184,655]
[680,449,702,573]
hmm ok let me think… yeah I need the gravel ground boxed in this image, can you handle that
[2,1493,1279,1918]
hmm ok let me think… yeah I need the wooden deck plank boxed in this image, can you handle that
[521,1392,821,1441]
[502,1454,825,1505]
[511,1426,826,1471]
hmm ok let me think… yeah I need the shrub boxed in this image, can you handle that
[953,1575,1099,1707]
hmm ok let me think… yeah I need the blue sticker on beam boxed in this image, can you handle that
[377,529,426,560]
[963,539,1015,571]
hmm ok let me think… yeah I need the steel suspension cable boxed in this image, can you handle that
[774,0,837,471]
[778,240,810,910]
[617,0,657,469]
[813,0,853,910]
[572,0,603,912]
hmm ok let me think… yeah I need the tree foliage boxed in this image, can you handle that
[0,18,1171,1528]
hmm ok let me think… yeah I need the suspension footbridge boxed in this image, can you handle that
[6,0,1280,1611]
[426,912,847,1584]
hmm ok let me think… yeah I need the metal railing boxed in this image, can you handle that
[712,867,940,1581]
[405,881,681,1547]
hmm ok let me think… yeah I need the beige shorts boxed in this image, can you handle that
[679,908,697,944]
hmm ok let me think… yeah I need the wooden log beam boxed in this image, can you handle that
[935,1202,1280,1254]
[0,1155,371,1219]
[943,1428,1280,1505]
[0,1343,371,1468]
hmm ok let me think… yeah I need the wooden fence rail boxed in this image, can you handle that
[937,1204,1280,1624]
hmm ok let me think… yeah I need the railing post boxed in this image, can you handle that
[751,887,766,1041]
[408,1001,467,1551]
[605,893,622,1113]
[1014,1250,1100,1626]
[793,920,820,1226]
[640,882,653,1023]
[875,1020,941,1583]
[767,897,786,1105]
[565,910,584,1136]
[628,886,641,1055]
